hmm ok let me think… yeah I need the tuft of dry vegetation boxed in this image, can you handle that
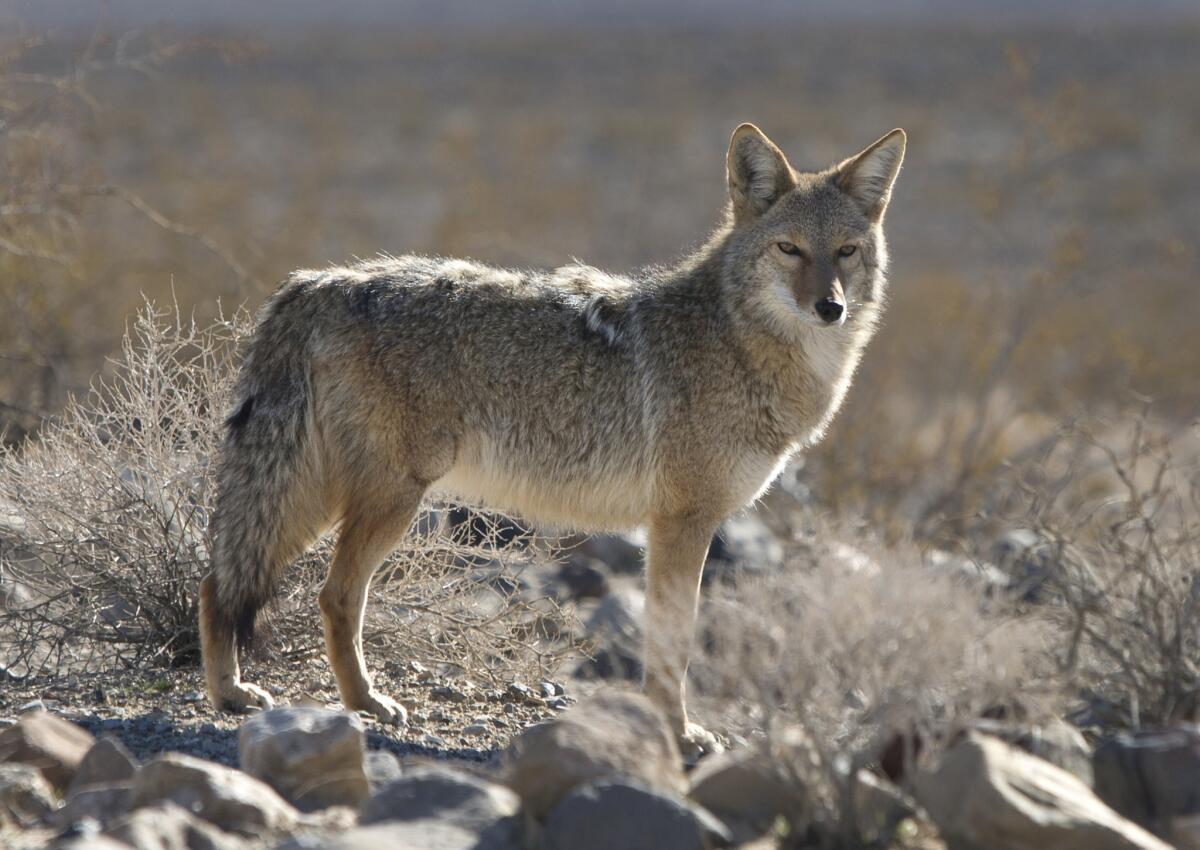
[695,532,1064,847]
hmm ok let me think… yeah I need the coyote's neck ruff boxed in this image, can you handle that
[199,123,905,755]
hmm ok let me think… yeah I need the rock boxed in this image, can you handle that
[574,585,644,680]
[567,531,646,575]
[553,559,611,601]
[53,783,133,831]
[924,549,1010,595]
[991,528,1058,602]
[703,514,783,584]
[278,820,517,850]
[56,836,130,850]
[238,707,369,812]
[502,690,684,819]
[0,762,56,828]
[0,709,94,789]
[916,732,1172,850]
[853,770,917,843]
[1093,726,1200,842]
[363,750,402,792]
[128,752,300,837]
[972,718,1094,786]
[67,737,139,796]
[687,747,797,831]
[361,764,520,831]
[107,801,250,850]
[542,780,731,850]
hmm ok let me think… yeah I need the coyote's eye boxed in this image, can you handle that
[776,241,804,257]
[838,244,858,258]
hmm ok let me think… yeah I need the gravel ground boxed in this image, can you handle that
[0,654,583,768]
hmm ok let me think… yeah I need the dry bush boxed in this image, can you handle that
[0,300,569,684]
[1010,411,1200,727]
[694,532,1062,847]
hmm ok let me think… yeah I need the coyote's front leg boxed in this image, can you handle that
[643,513,723,759]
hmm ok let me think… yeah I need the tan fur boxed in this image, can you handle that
[198,124,906,748]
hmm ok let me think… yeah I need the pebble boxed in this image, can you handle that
[18,699,48,714]
[181,691,205,703]
[462,724,490,737]
[431,685,468,703]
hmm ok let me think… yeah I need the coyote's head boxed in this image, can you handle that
[723,124,905,334]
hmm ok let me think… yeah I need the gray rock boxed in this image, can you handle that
[107,801,250,850]
[574,585,644,680]
[553,559,611,601]
[916,732,1171,850]
[972,718,1094,786]
[991,528,1059,601]
[53,783,133,831]
[361,764,520,832]
[238,707,369,812]
[68,737,139,796]
[502,690,685,819]
[567,531,645,575]
[363,750,401,792]
[0,762,56,828]
[704,513,784,584]
[278,820,518,850]
[925,549,1010,594]
[687,747,797,830]
[129,752,300,837]
[1094,726,1200,842]
[543,781,731,850]
[0,709,95,790]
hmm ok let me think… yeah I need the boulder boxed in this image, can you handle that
[53,783,133,831]
[0,709,94,789]
[1093,726,1200,843]
[128,752,300,837]
[360,764,519,833]
[542,780,731,850]
[972,718,1094,786]
[916,732,1172,850]
[703,514,783,584]
[574,585,644,680]
[502,689,684,819]
[67,737,139,796]
[363,750,402,792]
[278,820,518,850]
[238,707,369,811]
[687,747,797,830]
[566,532,645,575]
[107,801,250,850]
[0,762,56,828]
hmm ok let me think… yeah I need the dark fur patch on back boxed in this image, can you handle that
[226,396,255,432]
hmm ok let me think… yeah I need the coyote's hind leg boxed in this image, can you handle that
[320,481,426,724]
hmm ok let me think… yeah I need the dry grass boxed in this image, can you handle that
[694,531,1064,847]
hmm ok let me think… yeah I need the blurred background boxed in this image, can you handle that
[2,0,1198,538]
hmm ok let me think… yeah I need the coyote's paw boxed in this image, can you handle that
[679,721,725,766]
[218,682,275,713]
[356,691,409,726]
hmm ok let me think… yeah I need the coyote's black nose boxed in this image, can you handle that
[815,298,844,324]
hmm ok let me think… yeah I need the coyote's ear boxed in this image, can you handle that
[835,129,906,221]
[727,123,795,221]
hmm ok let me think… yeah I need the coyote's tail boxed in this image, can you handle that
[205,279,321,651]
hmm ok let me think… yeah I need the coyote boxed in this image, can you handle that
[199,123,905,753]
